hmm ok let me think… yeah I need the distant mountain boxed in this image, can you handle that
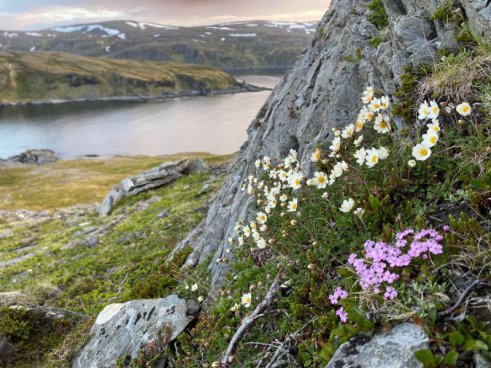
[0,20,318,71]
[0,51,261,104]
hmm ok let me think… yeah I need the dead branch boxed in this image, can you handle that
[220,275,283,366]
[263,318,316,368]
[439,279,491,317]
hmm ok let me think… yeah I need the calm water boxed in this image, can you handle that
[0,75,282,159]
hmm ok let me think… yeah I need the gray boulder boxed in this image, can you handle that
[7,149,58,165]
[72,295,200,368]
[326,323,429,368]
[99,159,209,217]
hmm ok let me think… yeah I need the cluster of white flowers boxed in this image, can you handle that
[237,149,303,249]
[412,100,443,162]
[357,87,391,135]
[234,86,474,248]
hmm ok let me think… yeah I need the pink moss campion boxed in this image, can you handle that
[331,228,445,322]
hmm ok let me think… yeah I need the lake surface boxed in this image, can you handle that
[0,75,282,159]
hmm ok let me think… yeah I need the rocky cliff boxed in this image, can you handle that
[172,0,491,287]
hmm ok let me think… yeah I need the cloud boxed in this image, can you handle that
[0,0,330,30]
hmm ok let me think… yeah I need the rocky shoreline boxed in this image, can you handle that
[0,82,270,107]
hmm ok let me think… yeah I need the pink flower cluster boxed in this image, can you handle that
[330,228,445,323]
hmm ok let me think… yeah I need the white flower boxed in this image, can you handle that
[241,293,252,308]
[310,148,321,162]
[341,124,355,139]
[355,120,364,133]
[198,296,204,302]
[362,86,374,104]
[408,160,416,168]
[333,129,341,137]
[287,198,298,212]
[354,135,364,147]
[331,162,345,178]
[354,207,365,218]
[243,225,251,238]
[289,173,304,190]
[278,170,288,182]
[418,101,430,120]
[340,198,355,213]
[279,194,288,202]
[412,143,432,161]
[256,212,268,224]
[353,148,367,166]
[329,137,341,153]
[370,98,382,112]
[428,100,440,120]
[427,121,441,134]
[380,95,390,110]
[259,225,267,232]
[314,172,328,189]
[256,238,267,249]
[191,283,198,291]
[377,146,389,160]
[238,236,244,246]
[422,131,439,147]
[456,102,472,116]
[230,303,240,312]
[255,159,261,168]
[365,148,380,168]
[374,114,391,134]
[322,192,328,199]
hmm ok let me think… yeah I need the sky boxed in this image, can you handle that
[0,0,330,31]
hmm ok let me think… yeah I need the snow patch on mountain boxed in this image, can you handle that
[229,33,256,37]
[206,26,235,31]
[126,21,178,30]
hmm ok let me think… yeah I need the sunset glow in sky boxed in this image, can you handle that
[0,0,330,30]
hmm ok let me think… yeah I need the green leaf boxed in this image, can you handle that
[449,331,465,346]
[414,349,436,368]
[337,267,354,278]
[464,339,489,351]
[444,350,459,366]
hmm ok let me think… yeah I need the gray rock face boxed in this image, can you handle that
[99,158,209,216]
[326,323,429,368]
[170,0,491,288]
[72,295,199,368]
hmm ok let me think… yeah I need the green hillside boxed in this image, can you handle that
[0,51,240,104]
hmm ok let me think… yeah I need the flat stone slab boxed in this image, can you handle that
[72,295,199,368]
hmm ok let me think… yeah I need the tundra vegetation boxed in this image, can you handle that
[1,1,491,367]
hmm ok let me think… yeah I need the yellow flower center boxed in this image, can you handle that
[318,176,326,184]
[373,103,380,109]
[463,106,469,112]
[420,149,428,156]
[371,156,378,163]
[294,179,300,186]
[380,122,388,129]
[430,136,437,144]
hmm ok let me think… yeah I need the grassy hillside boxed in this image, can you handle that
[0,154,231,210]
[0,51,240,103]
[0,21,316,71]
[0,155,230,367]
